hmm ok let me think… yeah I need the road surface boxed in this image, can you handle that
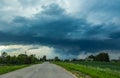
[0,62,76,78]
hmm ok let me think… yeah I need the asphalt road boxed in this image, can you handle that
[0,62,76,78]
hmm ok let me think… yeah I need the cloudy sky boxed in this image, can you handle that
[0,0,120,59]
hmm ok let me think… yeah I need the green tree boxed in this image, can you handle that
[42,55,47,61]
[0,52,39,64]
[87,55,95,61]
[6,55,11,64]
[10,56,18,64]
[1,52,7,58]
[1,52,8,64]
[27,55,37,64]
[95,52,109,62]
[88,55,95,59]
[17,54,28,64]
[54,56,60,61]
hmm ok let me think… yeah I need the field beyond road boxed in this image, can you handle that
[0,62,76,78]
[54,62,120,78]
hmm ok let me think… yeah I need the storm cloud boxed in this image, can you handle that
[0,0,120,59]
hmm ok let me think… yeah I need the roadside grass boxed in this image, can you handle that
[0,65,29,75]
[73,61,120,72]
[54,62,120,78]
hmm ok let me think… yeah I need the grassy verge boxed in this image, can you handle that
[54,62,120,78]
[0,65,29,75]
[73,61,120,71]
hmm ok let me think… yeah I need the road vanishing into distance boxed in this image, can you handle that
[0,62,76,78]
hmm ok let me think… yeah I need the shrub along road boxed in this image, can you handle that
[0,62,76,78]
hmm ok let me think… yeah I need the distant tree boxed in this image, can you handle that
[72,58,77,61]
[0,57,2,64]
[17,54,28,64]
[88,55,95,59]
[64,59,70,62]
[10,56,18,64]
[39,58,43,61]
[87,55,95,61]
[1,52,8,64]
[6,55,11,64]
[42,55,47,61]
[1,52,7,58]
[28,54,38,64]
[0,52,39,65]
[94,52,109,62]
[54,56,60,61]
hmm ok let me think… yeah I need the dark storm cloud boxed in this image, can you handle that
[0,2,120,56]
[11,3,80,39]
[1,32,120,55]
[109,32,120,39]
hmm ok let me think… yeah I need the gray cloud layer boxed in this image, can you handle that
[0,0,120,56]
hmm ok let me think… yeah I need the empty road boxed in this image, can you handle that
[0,62,76,78]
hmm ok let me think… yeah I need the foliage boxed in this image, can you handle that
[0,52,39,65]
[42,55,47,61]
[94,53,110,62]
[87,52,110,62]
[54,56,60,61]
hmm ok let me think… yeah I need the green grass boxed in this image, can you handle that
[0,65,29,75]
[54,62,120,78]
[73,61,120,71]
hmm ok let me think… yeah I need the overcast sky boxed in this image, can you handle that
[0,0,120,59]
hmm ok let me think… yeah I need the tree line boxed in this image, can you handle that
[0,52,61,65]
[70,52,110,62]
[0,52,39,65]
[40,52,110,62]
[87,52,110,62]
[0,52,113,65]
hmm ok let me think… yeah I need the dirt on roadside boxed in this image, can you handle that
[72,70,91,78]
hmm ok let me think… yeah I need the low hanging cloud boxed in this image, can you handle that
[6,45,59,59]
